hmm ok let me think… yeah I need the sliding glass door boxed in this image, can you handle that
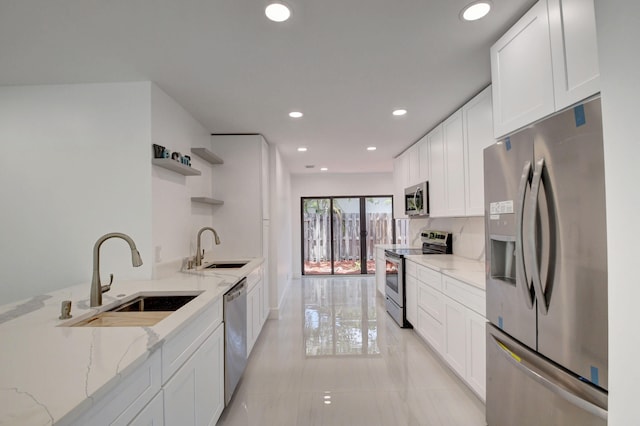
[302,196,394,275]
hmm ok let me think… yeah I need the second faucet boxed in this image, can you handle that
[195,227,221,267]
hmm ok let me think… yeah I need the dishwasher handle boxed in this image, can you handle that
[225,279,246,302]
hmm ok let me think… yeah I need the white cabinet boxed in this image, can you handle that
[375,247,386,296]
[427,125,446,217]
[444,297,467,378]
[491,0,600,138]
[410,263,487,401]
[71,350,162,426]
[548,0,600,112]
[393,156,407,219]
[490,0,555,138]
[407,144,420,186]
[443,110,466,217]
[405,260,418,326]
[164,324,225,426]
[210,135,269,258]
[247,265,268,354]
[130,391,164,426]
[418,135,430,183]
[462,86,493,216]
[466,308,487,399]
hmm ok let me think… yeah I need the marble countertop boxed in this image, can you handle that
[404,254,486,290]
[0,256,263,425]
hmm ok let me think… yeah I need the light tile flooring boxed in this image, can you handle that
[217,276,486,426]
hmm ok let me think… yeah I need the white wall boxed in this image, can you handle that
[595,1,640,423]
[269,145,293,316]
[290,173,394,277]
[150,84,215,272]
[0,82,153,303]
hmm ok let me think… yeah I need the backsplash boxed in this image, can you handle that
[408,216,485,262]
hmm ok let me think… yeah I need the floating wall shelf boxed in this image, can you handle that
[191,197,224,205]
[152,158,202,176]
[191,148,224,165]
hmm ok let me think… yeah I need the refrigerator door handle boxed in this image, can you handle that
[490,333,608,421]
[516,160,535,309]
[529,157,549,315]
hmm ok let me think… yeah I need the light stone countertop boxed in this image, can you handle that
[0,256,264,425]
[404,254,486,290]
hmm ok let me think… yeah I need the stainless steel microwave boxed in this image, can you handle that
[404,182,429,217]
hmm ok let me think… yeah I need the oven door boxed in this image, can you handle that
[385,253,403,307]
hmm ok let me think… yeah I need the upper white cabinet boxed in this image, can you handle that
[407,144,421,186]
[443,110,466,217]
[418,135,430,183]
[210,135,270,258]
[548,0,600,111]
[463,86,494,216]
[490,0,555,139]
[392,156,407,219]
[491,0,599,138]
[428,125,446,217]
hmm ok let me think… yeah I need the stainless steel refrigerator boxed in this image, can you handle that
[484,97,608,425]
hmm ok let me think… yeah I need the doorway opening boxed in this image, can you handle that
[301,196,395,275]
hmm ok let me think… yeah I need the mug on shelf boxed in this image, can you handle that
[152,144,165,159]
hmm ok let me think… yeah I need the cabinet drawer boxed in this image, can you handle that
[442,275,485,317]
[417,281,444,323]
[71,350,161,426]
[417,307,443,353]
[406,260,417,278]
[417,265,442,291]
[162,298,222,383]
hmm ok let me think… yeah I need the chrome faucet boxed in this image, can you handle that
[90,232,143,307]
[195,227,221,267]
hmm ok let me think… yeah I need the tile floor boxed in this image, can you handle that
[217,276,486,426]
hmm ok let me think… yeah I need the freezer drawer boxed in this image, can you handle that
[486,324,607,426]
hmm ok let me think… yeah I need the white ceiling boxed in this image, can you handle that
[0,0,535,174]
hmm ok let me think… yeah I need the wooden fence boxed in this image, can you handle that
[303,213,401,262]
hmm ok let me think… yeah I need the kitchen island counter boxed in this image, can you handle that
[0,257,263,425]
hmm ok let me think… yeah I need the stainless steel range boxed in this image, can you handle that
[384,230,452,327]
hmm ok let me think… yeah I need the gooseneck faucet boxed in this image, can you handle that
[195,227,221,267]
[90,232,143,307]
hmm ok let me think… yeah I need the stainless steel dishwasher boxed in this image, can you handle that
[223,278,247,406]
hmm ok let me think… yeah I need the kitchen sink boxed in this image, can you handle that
[203,261,248,269]
[64,291,203,327]
[110,294,199,312]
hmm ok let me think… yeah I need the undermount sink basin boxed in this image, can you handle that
[64,292,203,327]
[202,261,248,269]
[110,294,199,312]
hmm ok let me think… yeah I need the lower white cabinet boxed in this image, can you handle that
[130,391,164,426]
[71,350,162,426]
[375,247,386,296]
[247,266,268,354]
[405,273,417,326]
[248,283,261,353]
[406,262,487,401]
[164,324,225,426]
[444,297,468,378]
[466,308,487,398]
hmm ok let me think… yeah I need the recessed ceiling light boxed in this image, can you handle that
[320,167,328,171]
[460,1,492,21]
[297,147,308,152]
[392,109,407,116]
[289,111,303,118]
[265,2,291,22]
[367,146,377,151]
